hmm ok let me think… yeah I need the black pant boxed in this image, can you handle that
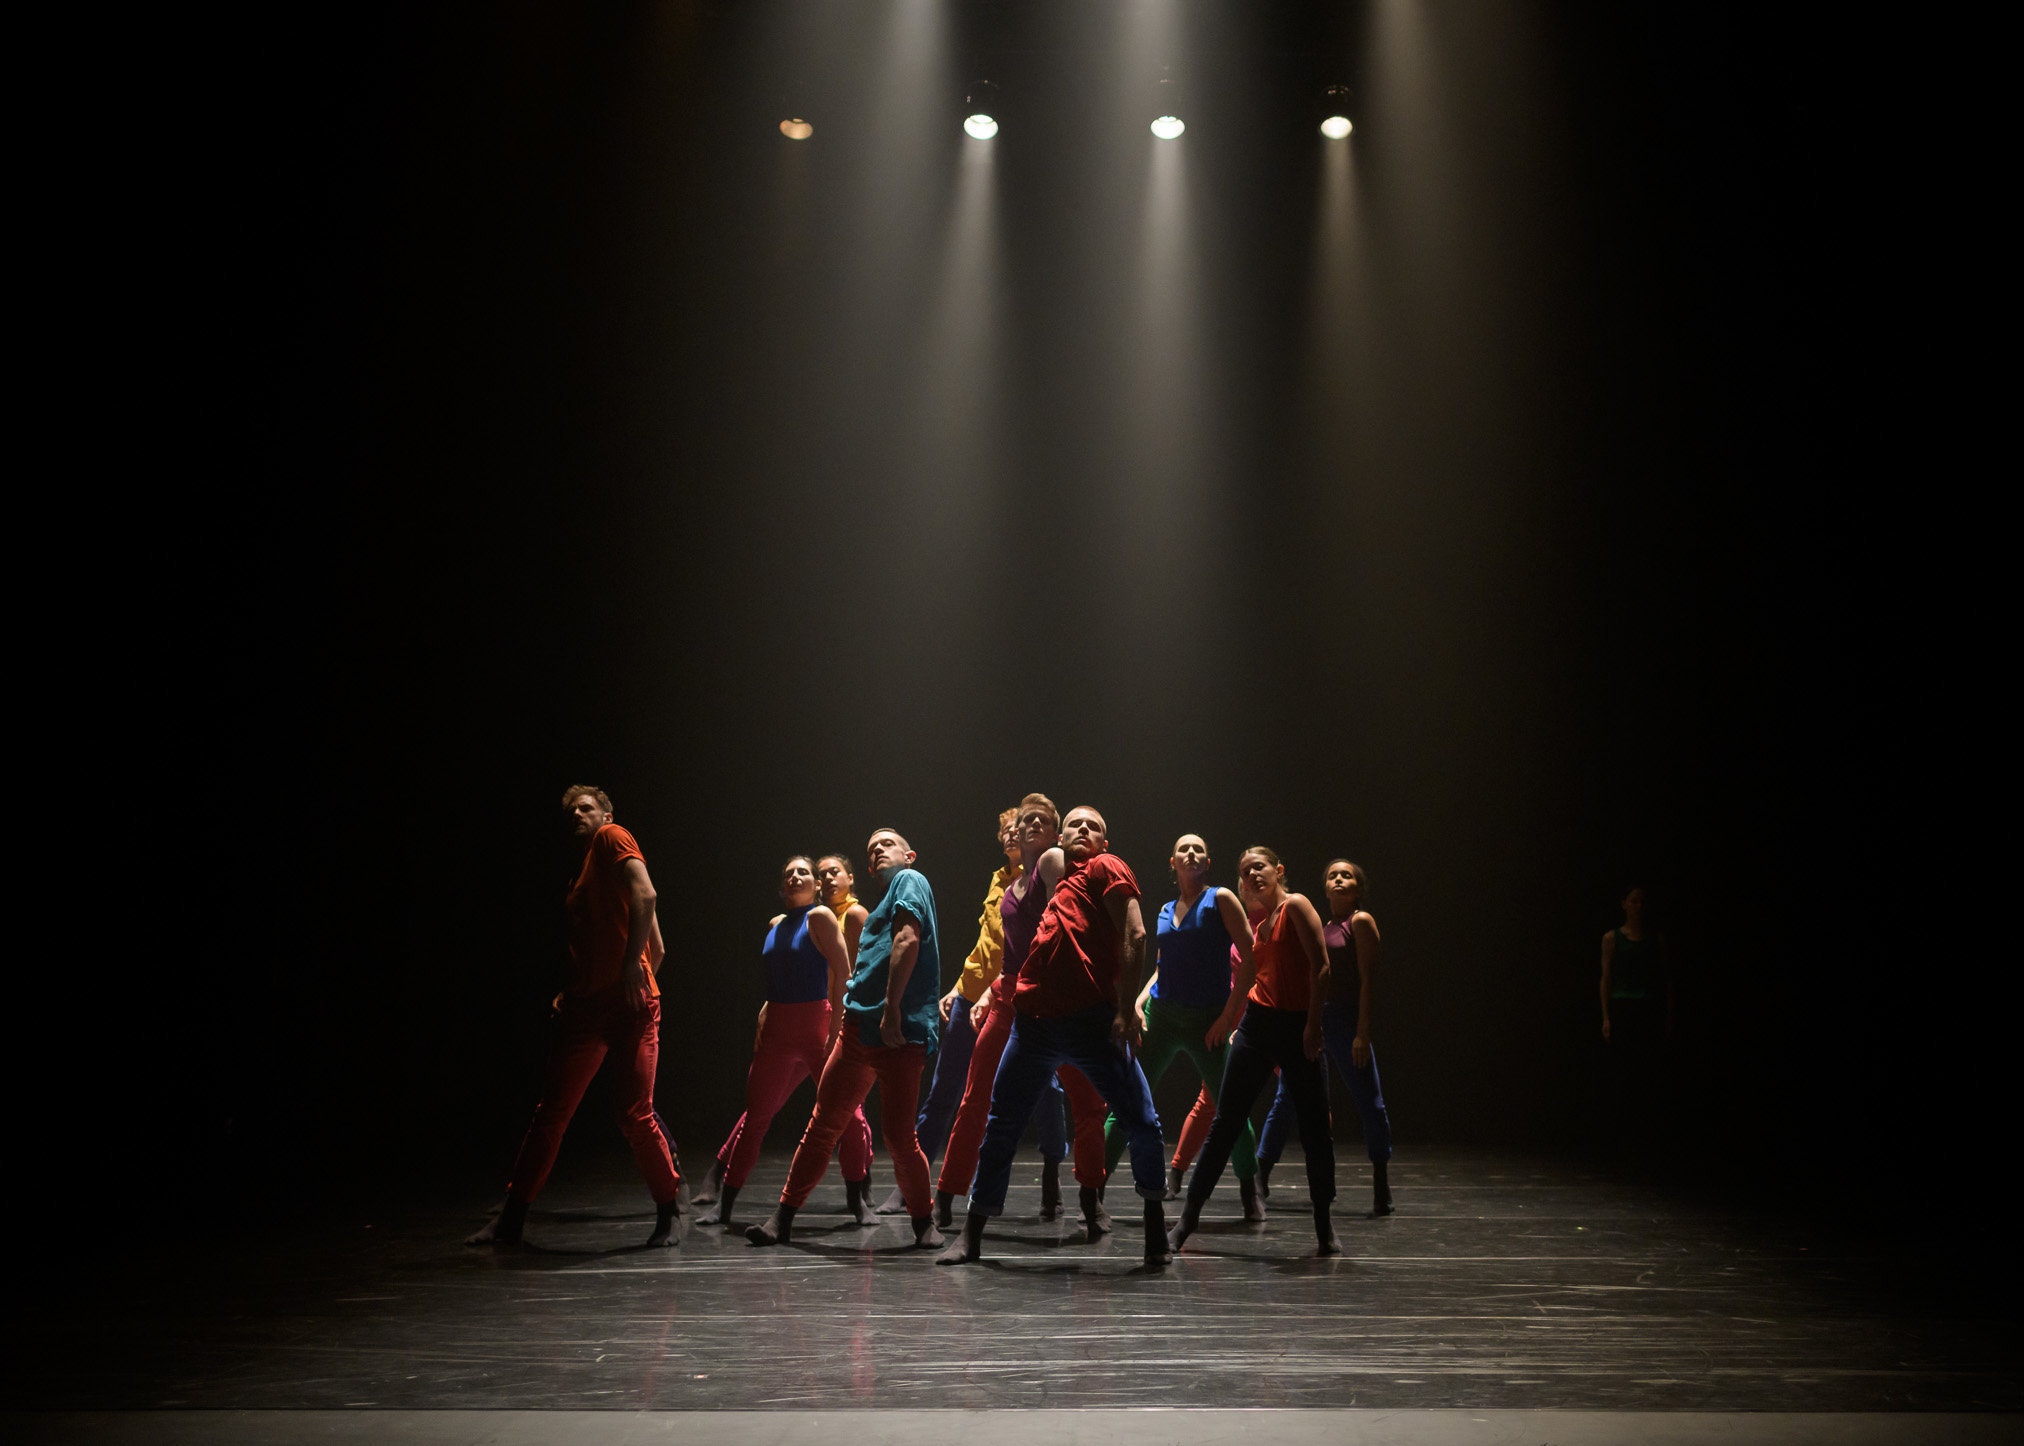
[1189,1002,1335,1208]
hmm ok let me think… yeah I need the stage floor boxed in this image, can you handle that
[9,1146,2017,1417]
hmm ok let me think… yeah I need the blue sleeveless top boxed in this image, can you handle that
[1152,889,1234,1010]
[763,906,829,1004]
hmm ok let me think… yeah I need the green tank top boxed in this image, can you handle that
[1608,929,1662,1001]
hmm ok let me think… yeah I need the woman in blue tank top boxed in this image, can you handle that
[1100,833,1266,1218]
[700,856,873,1228]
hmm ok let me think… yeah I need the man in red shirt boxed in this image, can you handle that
[936,806,1171,1269]
[467,785,682,1249]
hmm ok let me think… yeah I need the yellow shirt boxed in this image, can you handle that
[956,864,1020,1003]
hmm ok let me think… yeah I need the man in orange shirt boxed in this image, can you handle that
[468,785,683,1249]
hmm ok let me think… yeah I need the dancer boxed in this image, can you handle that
[1253,859,1394,1216]
[816,854,870,960]
[698,850,876,1212]
[699,858,870,1230]
[1599,884,1673,1145]
[1600,885,1672,1046]
[938,806,1170,1269]
[1165,1081,1216,1197]
[1169,846,1338,1257]
[877,808,1030,1214]
[468,786,682,1249]
[748,829,945,1249]
[933,794,1105,1234]
[1102,835,1263,1220]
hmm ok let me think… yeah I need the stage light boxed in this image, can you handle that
[1318,86,1353,140]
[963,79,999,140]
[779,118,813,140]
[1150,68,1185,140]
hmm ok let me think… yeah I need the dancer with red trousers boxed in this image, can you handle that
[700,856,870,1230]
[747,828,946,1250]
[468,785,682,1250]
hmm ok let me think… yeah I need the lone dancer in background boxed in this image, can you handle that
[933,794,1099,1233]
[468,786,682,1249]
[1600,885,1672,1048]
[938,806,1170,1268]
[879,808,1023,1215]
[1102,834,1263,1220]
[748,829,945,1250]
[1599,884,1674,1146]
[1170,846,1338,1257]
[699,852,876,1213]
[1254,859,1394,1216]
[699,858,868,1231]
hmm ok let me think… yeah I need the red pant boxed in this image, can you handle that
[506,989,680,1207]
[781,1031,930,1213]
[936,996,1108,1197]
[1171,1080,1215,1170]
[714,1000,872,1189]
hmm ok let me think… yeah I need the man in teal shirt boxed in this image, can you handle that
[844,832,942,1049]
[749,828,946,1250]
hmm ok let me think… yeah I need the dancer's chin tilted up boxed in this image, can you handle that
[1254,860,1394,1217]
[933,794,1109,1237]
[697,857,871,1231]
[1169,846,1340,1258]
[748,828,946,1251]
[938,806,1171,1270]
[467,786,683,1251]
[1102,834,1265,1222]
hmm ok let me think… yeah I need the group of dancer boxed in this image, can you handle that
[470,785,1394,1269]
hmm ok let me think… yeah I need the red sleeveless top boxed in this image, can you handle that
[1248,898,1311,1011]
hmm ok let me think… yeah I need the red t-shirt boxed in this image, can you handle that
[566,824,660,999]
[1016,852,1141,1018]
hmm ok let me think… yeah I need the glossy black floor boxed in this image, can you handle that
[10,1146,2018,1413]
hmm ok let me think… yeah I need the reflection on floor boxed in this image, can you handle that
[10,1146,2019,1413]
[14,1409,2022,1446]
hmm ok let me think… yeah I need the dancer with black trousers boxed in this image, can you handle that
[1169,846,1338,1257]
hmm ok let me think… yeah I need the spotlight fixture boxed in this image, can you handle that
[963,79,999,140]
[1150,68,1184,139]
[1318,85,1353,140]
[779,118,813,140]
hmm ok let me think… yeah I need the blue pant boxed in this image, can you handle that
[970,1002,1165,1216]
[1257,1000,1393,1167]
[917,996,1067,1164]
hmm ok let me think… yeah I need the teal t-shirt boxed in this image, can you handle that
[846,866,942,1049]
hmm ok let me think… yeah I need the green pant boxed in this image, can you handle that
[1104,996,1256,1181]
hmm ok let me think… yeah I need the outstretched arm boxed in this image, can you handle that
[1287,896,1328,1060]
[1104,891,1149,1048]
[1349,912,1380,1068]
[621,857,659,1016]
[809,905,851,1051]
[1599,932,1616,1042]
[882,910,922,1047]
[1209,888,1256,1048]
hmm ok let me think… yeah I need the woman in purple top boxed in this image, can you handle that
[1254,858,1394,1215]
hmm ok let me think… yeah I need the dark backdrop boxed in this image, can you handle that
[74,2,1949,1225]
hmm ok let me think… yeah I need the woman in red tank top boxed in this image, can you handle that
[1169,846,1341,1256]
